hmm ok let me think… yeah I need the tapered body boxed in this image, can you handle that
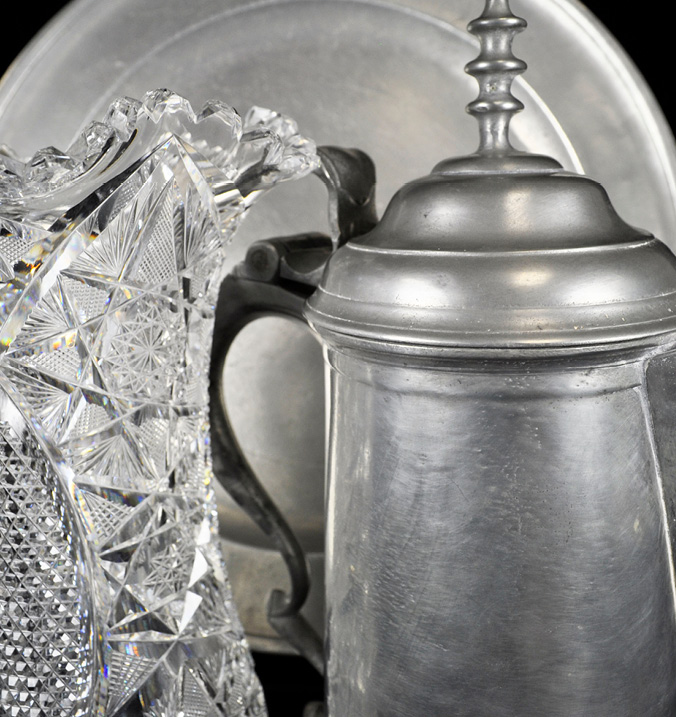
[323,343,676,715]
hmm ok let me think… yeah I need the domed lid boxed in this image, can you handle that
[305,0,676,350]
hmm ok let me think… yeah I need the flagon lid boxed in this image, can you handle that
[304,0,676,350]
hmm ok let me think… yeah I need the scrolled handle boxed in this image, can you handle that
[209,146,377,673]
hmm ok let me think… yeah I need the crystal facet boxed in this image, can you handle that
[0,90,319,715]
[0,413,95,716]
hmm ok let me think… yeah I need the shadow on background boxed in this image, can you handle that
[254,653,324,716]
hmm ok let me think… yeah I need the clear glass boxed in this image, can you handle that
[0,89,318,716]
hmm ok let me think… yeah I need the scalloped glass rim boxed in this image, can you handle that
[0,88,319,210]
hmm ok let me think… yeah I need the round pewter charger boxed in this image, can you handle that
[1,0,674,659]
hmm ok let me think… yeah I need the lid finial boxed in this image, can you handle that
[465,0,526,155]
[434,0,561,174]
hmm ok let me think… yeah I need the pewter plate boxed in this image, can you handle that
[1,0,675,652]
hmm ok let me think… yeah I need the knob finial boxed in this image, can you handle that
[465,0,526,155]
[433,0,561,174]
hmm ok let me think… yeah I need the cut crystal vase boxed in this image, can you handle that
[0,89,318,716]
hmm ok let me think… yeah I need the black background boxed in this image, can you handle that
[0,2,670,716]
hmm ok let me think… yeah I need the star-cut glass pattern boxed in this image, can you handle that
[0,90,318,716]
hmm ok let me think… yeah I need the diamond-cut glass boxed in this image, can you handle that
[0,90,319,715]
[0,417,95,716]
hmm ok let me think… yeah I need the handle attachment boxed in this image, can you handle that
[209,146,377,673]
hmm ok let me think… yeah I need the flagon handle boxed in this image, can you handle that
[209,147,377,673]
